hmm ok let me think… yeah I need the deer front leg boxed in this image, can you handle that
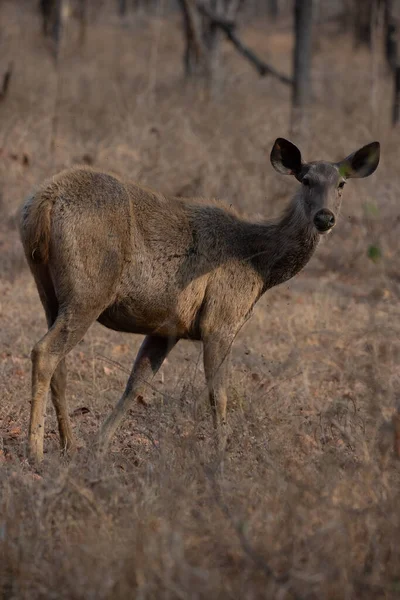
[203,333,233,454]
[98,335,178,453]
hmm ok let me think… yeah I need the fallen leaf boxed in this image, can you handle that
[112,344,129,356]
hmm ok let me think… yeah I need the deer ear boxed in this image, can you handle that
[270,138,303,176]
[337,142,380,179]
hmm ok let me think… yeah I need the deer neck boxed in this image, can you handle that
[250,194,320,292]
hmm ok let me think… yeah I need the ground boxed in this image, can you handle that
[0,2,400,598]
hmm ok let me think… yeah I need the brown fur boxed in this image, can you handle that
[21,186,55,264]
[19,139,380,463]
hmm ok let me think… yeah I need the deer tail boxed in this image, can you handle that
[19,185,56,265]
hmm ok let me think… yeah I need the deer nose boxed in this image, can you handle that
[314,209,335,232]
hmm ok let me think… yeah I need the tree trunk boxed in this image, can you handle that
[178,0,205,77]
[384,0,397,71]
[203,0,225,80]
[382,0,399,124]
[393,66,400,124]
[178,0,243,83]
[354,0,373,46]
[51,0,63,61]
[40,0,52,35]
[78,0,88,46]
[292,0,313,110]
[40,0,63,50]
[267,0,278,20]
[118,0,127,17]
[353,0,383,48]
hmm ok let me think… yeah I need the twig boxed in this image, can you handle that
[0,62,13,102]
[95,353,175,405]
[196,3,292,85]
[255,370,302,402]
[204,467,305,599]
[68,478,105,516]
[96,353,131,376]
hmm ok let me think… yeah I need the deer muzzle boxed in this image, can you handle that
[314,209,335,233]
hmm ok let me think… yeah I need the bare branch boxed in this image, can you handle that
[196,3,292,85]
[204,467,306,600]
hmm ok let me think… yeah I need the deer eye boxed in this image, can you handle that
[302,177,310,187]
[338,181,345,189]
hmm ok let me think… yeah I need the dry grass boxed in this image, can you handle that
[1,2,400,598]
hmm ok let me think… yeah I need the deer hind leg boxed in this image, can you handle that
[50,358,74,454]
[98,335,178,453]
[30,266,75,457]
[29,305,99,464]
[203,333,233,454]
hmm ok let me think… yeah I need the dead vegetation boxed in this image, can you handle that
[0,1,400,598]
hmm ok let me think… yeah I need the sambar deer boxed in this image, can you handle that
[19,138,380,463]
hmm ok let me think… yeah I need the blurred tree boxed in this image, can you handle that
[40,0,54,36]
[267,0,278,20]
[77,0,88,46]
[178,0,291,87]
[39,0,63,59]
[118,0,127,16]
[178,0,206,76]
[393,67,400,124]
[40,0,90,53]
[384,0,398,70]
[292,0,313,128]
[203,0,225,78]
[178,0,242,80]
[383,0,400,124]
[353,0,375,47]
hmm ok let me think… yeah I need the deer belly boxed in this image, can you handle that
[97,268,208,339]
[97,299,194,338]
